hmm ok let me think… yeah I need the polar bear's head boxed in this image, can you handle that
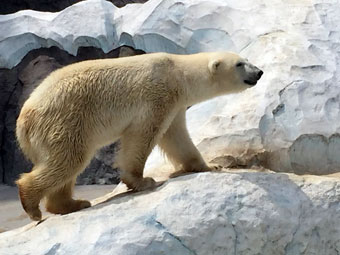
[208,52,263,93]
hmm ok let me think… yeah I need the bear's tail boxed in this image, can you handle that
[16,107,39,164]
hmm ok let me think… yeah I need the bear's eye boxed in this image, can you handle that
[236,62,243,67]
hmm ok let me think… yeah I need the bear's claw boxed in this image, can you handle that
[46,199,91,215]
[28,208,42,221]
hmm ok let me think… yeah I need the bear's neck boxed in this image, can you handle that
[174,55,221,106]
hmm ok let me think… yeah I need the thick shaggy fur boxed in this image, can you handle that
[16,52,261,221]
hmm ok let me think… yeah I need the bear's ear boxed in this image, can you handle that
[208,59,221,74]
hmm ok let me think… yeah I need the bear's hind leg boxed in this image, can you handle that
[45,177,91,215]
[16,160,89,221]
[16,166,45,221]
[16,164,79,221]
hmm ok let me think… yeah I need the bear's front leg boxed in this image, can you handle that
[158,108,222,177]
[117,124,160,191]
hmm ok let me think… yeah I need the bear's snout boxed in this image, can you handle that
[244,67,263,86]
[242,63,263,86]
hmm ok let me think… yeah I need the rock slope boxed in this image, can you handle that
[0,171,339,255]
[1,0,340,179]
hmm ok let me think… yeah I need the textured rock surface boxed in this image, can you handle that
[77,143,120,185]
[0,171,339,255]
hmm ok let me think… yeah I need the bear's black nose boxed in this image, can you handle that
[257,70,264,79]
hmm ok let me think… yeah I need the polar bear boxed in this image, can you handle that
[16,52,263,221]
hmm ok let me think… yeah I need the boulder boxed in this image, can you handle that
[0,171,339,255]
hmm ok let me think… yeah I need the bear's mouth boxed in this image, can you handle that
[244,80,257,86]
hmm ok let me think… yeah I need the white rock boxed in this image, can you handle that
[1,0,339,174]
[0,172,339,255]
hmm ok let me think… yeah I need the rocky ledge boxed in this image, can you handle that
[0,171,339,255]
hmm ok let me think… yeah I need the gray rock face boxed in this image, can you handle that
[0,67,24,184]
[0,171,339,255]
[77,143,120,185]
